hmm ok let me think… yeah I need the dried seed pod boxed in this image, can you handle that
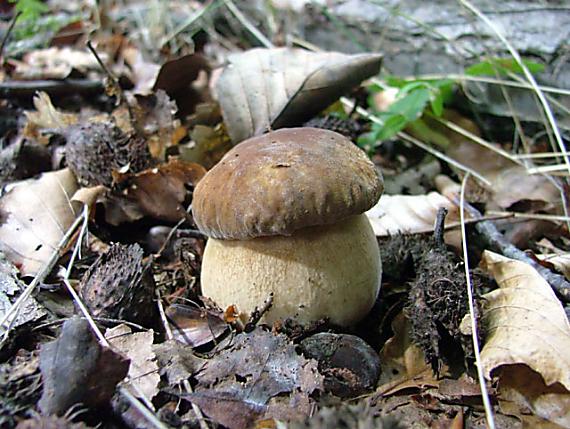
[80,243,157,327]
[299,333,381,398]
[0,350,41,428]
[65,121,152,187]
[304,115,364,141]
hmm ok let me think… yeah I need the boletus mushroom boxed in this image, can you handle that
[192,127,383,326]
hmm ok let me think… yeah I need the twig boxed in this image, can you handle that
[183,380,210,429]
[244,293,274,332]
[156,289,174,341]
[0,11,21,61]
[86,40,118,83]
[86,41,137,128]
[0,213,84,342]
[0,79,103,98]
[433,207,448,248]
[459,173,496,429]
[224,0,273,48]
[455,197,570,302]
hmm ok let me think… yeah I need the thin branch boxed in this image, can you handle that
[0,213,84,341]
[0,11,21,60]
[224,0,273,48]
[459,173,496,429]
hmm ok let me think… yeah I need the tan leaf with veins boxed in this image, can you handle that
[215,48,382,143]
[480,251,570,390]
[0,169,79,276]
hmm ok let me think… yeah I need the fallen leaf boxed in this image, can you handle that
[446,139,560,210]
[537,253,570,281]
[215,48,382,143]
[187,389,267,429]
[24,92,78,145]
[104,158,206,225]
[153,340,206,385]
[179,124,233,168]
[366,192,459,236]
[10,47,103,80]
[191,328,323,428]
[39,317,129,415]
[498,365,570,428]
[106,324,160,401]
[480,251,570,390]
[132,90,178,159]
[0,168,79,276]
[0,256,46,329]
[166,303,228,347]
[376,312,435,395]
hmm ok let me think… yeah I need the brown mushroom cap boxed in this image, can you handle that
[192,127,383,240]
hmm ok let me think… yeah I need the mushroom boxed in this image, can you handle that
[192,127,383,326]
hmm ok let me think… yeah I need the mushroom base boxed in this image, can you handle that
[200,214,381,326]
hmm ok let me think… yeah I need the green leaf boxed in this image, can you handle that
[466,58,545,76]
[11,0,48,22]
[377,114,408,140]
[391,87,431,121]
[430,93,444,116]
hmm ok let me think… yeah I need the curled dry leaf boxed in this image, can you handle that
[377,312,434,395]
[24,92,78,145]
[105,158,206,225]
[39,317,129,415]
[165,303,228,348]
[215,48,382,143]
[537,253,570,281]
[10,47,103,80]
[106,324,160,401]
[480,251,570,391]
[0,168,79,277]
[366,192,458,236]
[190,328,323,429]
[446,139,560,210]
[498,364,570,428]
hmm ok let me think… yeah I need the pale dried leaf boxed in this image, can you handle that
[480,251,570,390]
[24,92,78,145]
[0,256,46,328]
[71,185,106,208]
[377,312,431,390]
[498,365,570,428]
[12,47,103,80]
[0,169,79,276]
[537,254,570,281]
[216,48,382,143]
[365,192,459,236]
[106,324,160,400]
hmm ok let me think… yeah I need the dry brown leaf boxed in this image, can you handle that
[480,251,570,390]
[365,192,460,235]
[536,254,570,281]
[215,48,382,143]
[106,324,160,401]
[104,159,206,225]
[10,47,103,80]
[376,312,435,395]
[446,140,560,210]
[0,168,79,276]
[24,92,78,145]
[498,364,570,428]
